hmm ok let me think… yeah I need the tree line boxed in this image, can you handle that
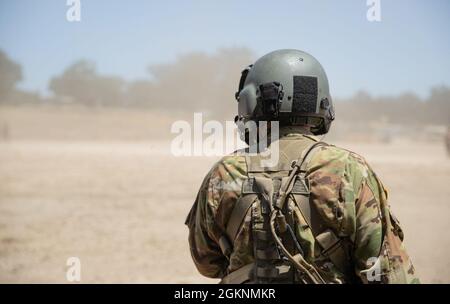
[0,49,448,125]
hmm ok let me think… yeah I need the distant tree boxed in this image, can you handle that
[0,50,23,102]
[47,48,253,114]
[145,47,254,119]
[335,86,450,126]
[49,60,124,106]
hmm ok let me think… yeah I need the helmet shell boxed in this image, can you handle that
[236,49,334,135]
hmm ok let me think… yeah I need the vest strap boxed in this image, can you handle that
[225,194,257,245]
[220,263,254,284]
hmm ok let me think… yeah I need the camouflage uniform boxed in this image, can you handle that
[186,131,419,284]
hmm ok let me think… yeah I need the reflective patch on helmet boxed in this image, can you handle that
[292,76,318,113]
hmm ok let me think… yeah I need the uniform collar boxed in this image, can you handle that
[278,126,318,141]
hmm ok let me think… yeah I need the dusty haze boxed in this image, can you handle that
[0,48,449,283]
[0,104,449,283]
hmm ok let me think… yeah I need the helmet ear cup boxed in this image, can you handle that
[256,82,284,119]
[237,84,258,119]
[312,104,335,135]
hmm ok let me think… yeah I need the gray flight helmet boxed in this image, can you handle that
[235,49,335,135]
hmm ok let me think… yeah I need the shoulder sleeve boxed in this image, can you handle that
[185,155,247,279]
[347,152,420,284]
[185,163,227,278]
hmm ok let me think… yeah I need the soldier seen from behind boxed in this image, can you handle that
[185,49,419,284]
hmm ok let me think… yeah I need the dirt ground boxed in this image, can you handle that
[0,138,449,283]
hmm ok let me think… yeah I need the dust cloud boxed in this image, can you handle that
[0,48,449,283]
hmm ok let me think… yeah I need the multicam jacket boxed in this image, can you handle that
[186,132,419,284]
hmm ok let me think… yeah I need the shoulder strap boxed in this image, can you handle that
[292,142,328,233]
[291,143,350,273]
[297,141,327,172]
[225,194,257,244]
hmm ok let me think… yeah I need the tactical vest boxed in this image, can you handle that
[219,136,348,284]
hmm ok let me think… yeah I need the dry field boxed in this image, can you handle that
[0,106,449,283]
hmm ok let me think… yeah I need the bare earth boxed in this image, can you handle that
[0,138,449,283]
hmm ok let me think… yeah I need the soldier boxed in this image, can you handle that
[185,49,419,284]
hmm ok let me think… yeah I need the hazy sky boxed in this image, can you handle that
[0,0,449,98]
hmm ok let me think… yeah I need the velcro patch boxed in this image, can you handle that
[292,76,318,113]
